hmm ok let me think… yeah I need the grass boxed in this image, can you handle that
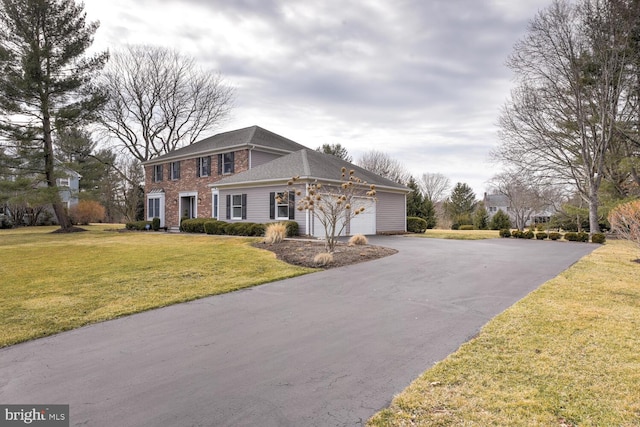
[0,225,315,348]
[414,229,500,240]
[368,240,640,426]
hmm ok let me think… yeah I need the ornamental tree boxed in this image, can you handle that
[283,167,376,252]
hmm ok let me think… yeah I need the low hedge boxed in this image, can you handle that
[407,217,427,233]
[202,220,295,237]
[458,225,474,231]
[180,218,209,233]
[536,232,548,240]
[548,232,562,241]
[591,233,606,244]
[499,229,512,238]
[125,220,152,231]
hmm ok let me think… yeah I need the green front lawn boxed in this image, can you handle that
[0,225,315,347]
[369,240,640,426]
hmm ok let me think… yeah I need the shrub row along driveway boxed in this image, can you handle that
[0,236,596,426]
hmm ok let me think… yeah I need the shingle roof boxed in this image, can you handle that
[143,125,307,164]
[213,149,409,192]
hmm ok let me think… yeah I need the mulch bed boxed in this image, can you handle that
[253,239,398,269]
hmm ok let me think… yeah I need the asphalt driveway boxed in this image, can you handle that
[0,236,596,426]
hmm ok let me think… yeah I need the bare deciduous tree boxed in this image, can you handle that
[493,0,636,234]
[100,45,234,162]
[489,171,554,231]
[418,172,451,203]
[356,150,409,184]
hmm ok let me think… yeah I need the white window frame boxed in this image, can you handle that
[57,177,70,187]
[170,161,180,180]
[275,192,289,220]
[197,157,210,177]
[221,153,234,175]
[153,164,163,182]
[231,194,243,220]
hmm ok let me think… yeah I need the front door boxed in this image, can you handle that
[180,195,196,221]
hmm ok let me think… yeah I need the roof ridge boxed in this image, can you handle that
[300,149,311,176]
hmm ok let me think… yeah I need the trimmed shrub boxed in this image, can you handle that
[313,252,334,267]
[548,232,561,241]
[180,218,209,233]
[264,222,287,244]
[536,232,548,240]
[591,233,606,244]
[282,220,299,237]
[523,230,535,239]
[249,223,266,237]
[69,200,106,225]
[348,234,368,246]
[499,229,512,238]
[459,225,474,231]
[152,217,160,231]
[564,232,578,241]
[451,223,460,230]
[407,216,428,233]
[0,215,13,229]
[577,231,589,242]
[125,220,152,231]
[512,230,524,238]
[204,220,225,235]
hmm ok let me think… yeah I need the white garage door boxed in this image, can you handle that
[348,197,376,235]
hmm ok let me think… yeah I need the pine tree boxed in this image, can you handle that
[0,0,108,230]
[444,182,476,227]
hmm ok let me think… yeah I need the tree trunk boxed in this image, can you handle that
[43,108,73,231]
[588,187,600,234]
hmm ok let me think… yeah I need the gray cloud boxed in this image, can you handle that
[86,0,552,195]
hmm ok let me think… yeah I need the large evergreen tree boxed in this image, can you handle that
[0,0,108,230]
[444,182,476,227]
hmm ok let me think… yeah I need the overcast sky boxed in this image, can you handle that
[84,0,553,197]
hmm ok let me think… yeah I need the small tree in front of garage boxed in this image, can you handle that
[284,167,376,253]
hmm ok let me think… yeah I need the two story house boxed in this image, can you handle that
[142,126,409,235]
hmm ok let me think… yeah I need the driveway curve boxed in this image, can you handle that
[0,236,596,426]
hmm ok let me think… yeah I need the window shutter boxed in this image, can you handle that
[218,154,223,175]
[288,191,295,220]
[229,152,235,173]
[206,156,211,176]
[176,162,180,179]
[196,158,200,177]
[226,195,231,220]
[269,192,275,220]
[241,194,247,220]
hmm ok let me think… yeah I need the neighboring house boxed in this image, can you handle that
[0,166,80,225]
[484,193,553,227]
[56,168,81,210]
[142,126,409,234]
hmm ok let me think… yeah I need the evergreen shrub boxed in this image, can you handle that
[407,216,428,233]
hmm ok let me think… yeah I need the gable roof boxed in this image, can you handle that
[484,193,510,208]
[213,149,409,192]
[143,125,307,165]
